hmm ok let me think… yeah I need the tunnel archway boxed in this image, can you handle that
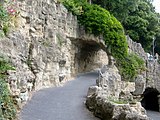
[78,43,99,72]
[141,88,159,111]
[72,40,108,74]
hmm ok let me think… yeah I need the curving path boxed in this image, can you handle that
[20,72,100,120]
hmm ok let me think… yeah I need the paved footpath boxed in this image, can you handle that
[20,72,100,120]
[147,110,160,120]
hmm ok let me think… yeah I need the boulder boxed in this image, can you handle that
[133,75,146,95]
[86,65,150,120]
[96,65,121,99]
[86,89,150,120]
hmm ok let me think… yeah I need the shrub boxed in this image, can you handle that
[118,53,145,81]
[0,6,9,22]
[62,0,144,81]
[0,5,9,36]
[63,1,128,58]
[61,0,83,15]
[0,0,18,36]
[0,57,16,120]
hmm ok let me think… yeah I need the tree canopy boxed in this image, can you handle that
[93,0,160,53]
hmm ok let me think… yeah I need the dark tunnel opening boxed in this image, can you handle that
[141,88,159,111]
[71,39,108,75]
[75,42,101,73]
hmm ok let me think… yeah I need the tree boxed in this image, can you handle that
[92,0,160,53]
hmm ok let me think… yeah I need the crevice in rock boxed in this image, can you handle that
[141,88,159,111]
[26,41,36,90]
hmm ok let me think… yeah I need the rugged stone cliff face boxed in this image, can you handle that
[128,35,160,111]
[2,0,159,118]
[85,36,160,119]
[0,0,108,105]
[127,35,160,93]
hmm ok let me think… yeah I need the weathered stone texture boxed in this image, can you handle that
[127,35,160,93]
[127,35,147,60]
[0,0,108,105]
[133,75,146,95]
[85,36,160,119]
[86,65,149,120]
[96,65,121,99]
[127,36,160,112]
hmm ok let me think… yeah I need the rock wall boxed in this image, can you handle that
[127,35,147,60]
[0,0,108,104]
[85,36,160,119]
[86,65,149,120]
[127,35,160,93]
[127,36,160,111]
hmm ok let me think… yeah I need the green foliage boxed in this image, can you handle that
[118,53,145,81]
[0,57,16,120]
[61,0,84,15]
[109,97,128,104]
[0,6,9,22]
[0,79,16,120]
[2,23,10,36]
[0,0,18,36]
[77,3,128,58]
[62,0,145,81]
[92,0,139,22]
[0,57,15,74]
[0,5,10,36]
[93,0,160,53]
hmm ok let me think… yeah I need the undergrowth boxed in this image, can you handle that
[0,0,18,36]
[0,56,16,120]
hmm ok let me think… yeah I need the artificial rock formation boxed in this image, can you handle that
[85,36,160,119]
[127,35,160,93]
[86,65,150,120]
[128,36,160,111]
[0,0,108,106]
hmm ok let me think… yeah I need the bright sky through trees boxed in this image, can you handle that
[152,0,160,13]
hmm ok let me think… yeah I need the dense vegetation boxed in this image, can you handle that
[61,0,145,81]
[0,57,16,120]
[92,0,160,53]
[118,53,145,81]
[0,0,17,36]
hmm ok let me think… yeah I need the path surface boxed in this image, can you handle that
[147,110,160,120]
[20,72,100,120]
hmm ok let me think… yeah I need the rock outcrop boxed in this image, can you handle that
[127,35,160,111]
[1,0,160,118]
[85,36,160,119]
[86,65,150,120]
[0,0,108,106]
[127,35,160,93]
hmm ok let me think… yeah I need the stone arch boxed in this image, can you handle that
[141,88,160,111]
